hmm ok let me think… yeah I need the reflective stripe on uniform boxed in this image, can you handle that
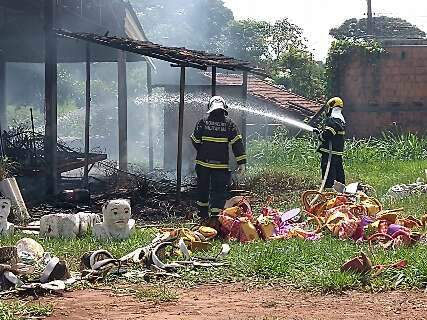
[201,136,228,143]
[196,201,209,207]
[319,148,344,156]
[195,160,229,169]
[210,208,221,215]
[230,134,242,145]
[235,154,247,162]
[337,131,345,135]
[191,134,201,144]
[325,126,337,135]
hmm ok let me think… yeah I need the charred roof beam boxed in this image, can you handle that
[55,29,269,76]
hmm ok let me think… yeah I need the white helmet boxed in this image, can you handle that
[207,96,228,114]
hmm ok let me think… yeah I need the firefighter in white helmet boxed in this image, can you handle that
[191,96,247,223]
[313,97,346,188]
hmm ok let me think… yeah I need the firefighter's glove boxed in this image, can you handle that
[236,164,246,176]
[312,128,321,136]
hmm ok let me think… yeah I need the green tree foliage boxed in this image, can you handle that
[131,0,326,99]
[130,0,233,52]
[270,19,305,57]
[226,19,271,65]
[330,16,426,40]
[272,47,326,100]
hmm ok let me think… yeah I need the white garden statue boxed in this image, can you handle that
[0,198,14,236]
[93,199,135,240]
[40,212,100,239]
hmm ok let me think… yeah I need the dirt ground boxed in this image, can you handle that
[43,284,427,320]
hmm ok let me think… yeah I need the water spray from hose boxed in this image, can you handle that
[229,104,315,132]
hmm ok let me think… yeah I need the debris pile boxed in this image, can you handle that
[303,189,426,248]
[0,227,228,296]
[1,238,74,295]
[219,197,320,242]
[1,127,107,176]
[218,185,426,249]
[386,172,427,199]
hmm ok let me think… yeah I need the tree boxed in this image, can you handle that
[330,16,426,40]
[226,19,271,65]
[130,0,326,98]
[272,47,326,100]
[129,0,234,52]
[270,19,305,57]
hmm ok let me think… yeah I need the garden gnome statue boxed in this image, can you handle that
[0,198,14,236]
[93,199,135,240]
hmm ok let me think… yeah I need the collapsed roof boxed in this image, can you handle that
[56,30,268,76]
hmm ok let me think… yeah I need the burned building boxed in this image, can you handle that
[0,0,152,196]
[0,0,267,200]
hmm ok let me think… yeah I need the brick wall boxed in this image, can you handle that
[340,44,427,137]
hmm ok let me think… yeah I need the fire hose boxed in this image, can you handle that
[310,141,333,206]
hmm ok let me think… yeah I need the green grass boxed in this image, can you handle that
[1,226,427,294]
[0,229,157,271]
[247,133,427,214]
[182,236,427,292]
[134,285,179,303]
[0,301,52,320]
[2,133,427,294]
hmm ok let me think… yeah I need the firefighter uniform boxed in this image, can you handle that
[191,109,246,218]
[316,97,346,188]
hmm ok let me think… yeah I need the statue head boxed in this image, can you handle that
[101,199,131,230]
[0,198,11,224]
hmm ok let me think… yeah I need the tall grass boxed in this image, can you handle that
[247,131,427,213]
[249,131,427,169]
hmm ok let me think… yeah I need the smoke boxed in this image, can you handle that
[131,0,233,51]
[135,89,308,177]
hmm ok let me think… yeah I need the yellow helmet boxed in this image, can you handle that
[326,97,344,110]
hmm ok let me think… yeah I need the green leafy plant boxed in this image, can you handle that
[0,302,53,320]
[330,16,426,40]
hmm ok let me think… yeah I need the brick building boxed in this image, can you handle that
[339,39,427,137]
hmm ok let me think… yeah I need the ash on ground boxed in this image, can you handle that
[29,161,197,224]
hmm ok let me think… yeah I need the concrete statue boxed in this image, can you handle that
[40,212,100,239]
[93,199,135,240]
[0,198,14,236]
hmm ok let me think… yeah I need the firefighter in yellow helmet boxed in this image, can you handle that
[191,96,247,221]
[313,97,346,188]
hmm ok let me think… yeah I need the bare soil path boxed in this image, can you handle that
[44,284,427,320]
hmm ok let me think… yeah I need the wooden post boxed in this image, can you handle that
[176,66,186,201]
[211,66,217,97]
[241,71,248,146]
[264,116,269,138]
[0,51,6,133]
[83,43,91,187]
[118,50,128,173]
[147,63,154,171]
[44,0,58,195]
